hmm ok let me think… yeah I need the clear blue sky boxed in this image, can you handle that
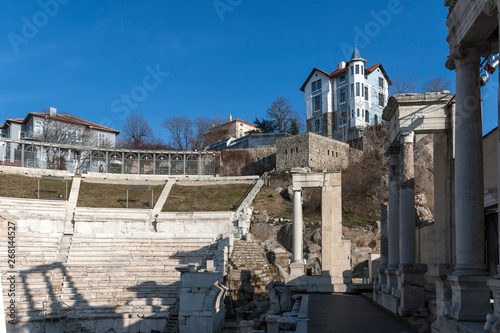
[0,0,497,139]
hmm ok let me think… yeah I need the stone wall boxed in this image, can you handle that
[276,132,349,172]
[216,147,276,176]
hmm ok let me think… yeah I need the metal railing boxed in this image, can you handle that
[42,297,97,333]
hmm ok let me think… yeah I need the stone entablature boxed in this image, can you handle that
[383,92,454,147]
[445,0,498,53]
[276,132,349,172]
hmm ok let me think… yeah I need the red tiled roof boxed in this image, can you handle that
[365,63,392,86]
[7,118,24,122]
[28,113,120,133]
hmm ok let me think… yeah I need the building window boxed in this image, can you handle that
[341,112,347,124]
[239,128,243,137]
[356,65,359,74]
[361,84,364,97]
[313,95,322,112]
[75,129,82,142]
[362,66,364,75]
[34,120,42,134]
[340,88,346,103]
[379,77,384,88]
[374,114,378,126]
[351,84,354,97]
[357,109,360,117]
[340,75,346,83]
[356,83,360,96]
[351,110,354,118]
[312,80,322,92]
[379,93,384,107]
[365,86,369,101]
[314,119,320,133]
[365,111,369,123]
[98,133,106,146]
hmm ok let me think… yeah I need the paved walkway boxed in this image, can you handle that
[308,294,418,333]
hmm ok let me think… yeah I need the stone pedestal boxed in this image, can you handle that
[448,275,491,321]
[397,263,428,317]
[432,263,453,318]
[290,262,305,279]
[266,315,280,333]
[488,279,500,331]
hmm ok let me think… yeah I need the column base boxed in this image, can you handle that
[431,263,453,318]
[488,278,500,321]
[385,267,398,295]
[289,262,305,279]
[448,274,491,321]
[377,267,387,291]
[397,263,428,317]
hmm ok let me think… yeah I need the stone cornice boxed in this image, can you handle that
[383,93,453,121]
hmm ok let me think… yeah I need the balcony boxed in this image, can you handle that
[20,131,41,140]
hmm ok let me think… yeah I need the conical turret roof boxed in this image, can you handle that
[350,45,364,61]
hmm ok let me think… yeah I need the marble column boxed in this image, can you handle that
[290,189,305,278]
[292,189,303,263]
[385,148,400,294]
[447,46,490,321]
[397,131,427,317]
[378,203,389,289]
[399,131,415,265]
[488,4,500,329]
[432,132,454,319]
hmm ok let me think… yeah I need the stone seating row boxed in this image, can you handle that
[3,233,216,323]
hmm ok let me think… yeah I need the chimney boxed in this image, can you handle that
[337,61,346,70]
[49,107,57,116]
[229,114,232,122]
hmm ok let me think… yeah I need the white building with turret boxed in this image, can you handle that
[300,46,391,141]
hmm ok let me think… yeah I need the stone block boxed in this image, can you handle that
[448,274,491,321]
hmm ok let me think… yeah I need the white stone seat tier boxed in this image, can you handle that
[2,232,215,323]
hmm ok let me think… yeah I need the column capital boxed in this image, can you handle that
[483,0,497,16]
[399,131,414,144]
[447,42,492,70]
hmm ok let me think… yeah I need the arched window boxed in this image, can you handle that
[374,114,378,126]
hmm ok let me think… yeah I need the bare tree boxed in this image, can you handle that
[34,113,111,171]
[192,117,213,150]
[420,77,451,93]
[390,74,418,95]
[161,116,193,150]
[119,113,165,149]
[266,95,295,133]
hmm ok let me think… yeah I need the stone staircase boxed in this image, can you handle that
[229,240,277,294]
[1,232,217,326]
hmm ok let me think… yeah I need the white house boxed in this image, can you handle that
[0,107,119,168]
[300,46,391,141]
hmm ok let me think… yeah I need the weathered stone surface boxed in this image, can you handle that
[254,213,270,223]
[251,223,280,242]
[276,132,350,172]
